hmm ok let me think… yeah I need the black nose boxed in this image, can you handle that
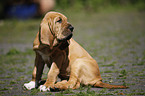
[68,25,74,32]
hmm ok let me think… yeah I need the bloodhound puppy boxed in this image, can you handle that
[24,12,128,91]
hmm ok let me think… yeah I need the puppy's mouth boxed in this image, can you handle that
[57,34,72,50]
[57,25,74,42]
[57,33,73,42]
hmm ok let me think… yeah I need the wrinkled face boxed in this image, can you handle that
[42,12,74,42]
[53,14,74,41]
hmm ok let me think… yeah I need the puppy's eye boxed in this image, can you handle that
[56,18,62,23]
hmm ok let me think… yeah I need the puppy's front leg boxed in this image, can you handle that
[39,62,59,92]
[24,52,45,90]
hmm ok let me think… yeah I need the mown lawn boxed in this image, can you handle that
[0,10,145,96]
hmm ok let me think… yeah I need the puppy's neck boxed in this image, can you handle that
[58,40,70,50]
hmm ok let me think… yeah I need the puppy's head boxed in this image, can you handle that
[39,11,74,48]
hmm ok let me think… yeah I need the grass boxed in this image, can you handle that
[0,88,8,91]
[30,89,40,95]
[119,69,127,77]
[10,80,17,85]
[0,9,145,95]
[99,61,116,67]
[0,19,39,43]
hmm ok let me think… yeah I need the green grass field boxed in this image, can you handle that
[0,10,145,95]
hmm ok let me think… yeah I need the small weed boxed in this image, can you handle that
[113,90,119,94]
[119,69,127,77]
[6,48,21,55]
[44,92,52,95]
[55,92,64,96]
[100,62,115,67]
[0,88,8,91]
[76,91,89,96]
[120,69,127,75]
[96,88,110,95]
[86,86,96,95]
[117,77,127,79]
[10,80,17,85]
[75,86,97,96]
[0,91,5,95]
[131,83,135,85]
[122,80,128,86]
[62,89,74,94]
[30,89,39,95]
[77,84,85,91]
[104,70,113,73]
[99,88,107,93]
[119,64,127,68]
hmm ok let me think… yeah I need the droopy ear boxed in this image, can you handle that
[33,18,59,50]
[33,23,54,50]
[33,32,40,50]
[39,23,54,46]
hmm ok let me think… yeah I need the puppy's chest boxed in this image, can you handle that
[36,49,65,64]
[36,48,69,68]
[37,50,51,64]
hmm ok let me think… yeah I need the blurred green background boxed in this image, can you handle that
[55,0,145,12]
[0,0,145,19]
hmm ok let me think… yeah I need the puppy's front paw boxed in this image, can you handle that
[54,80,68,90]
[23,81,35,90]
[39,85,50,92]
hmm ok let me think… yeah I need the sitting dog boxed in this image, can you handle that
[24,11,128,91]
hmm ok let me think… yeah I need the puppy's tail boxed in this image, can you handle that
[94,81,128,89]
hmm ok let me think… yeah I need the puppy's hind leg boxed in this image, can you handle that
[55,61,81,90]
